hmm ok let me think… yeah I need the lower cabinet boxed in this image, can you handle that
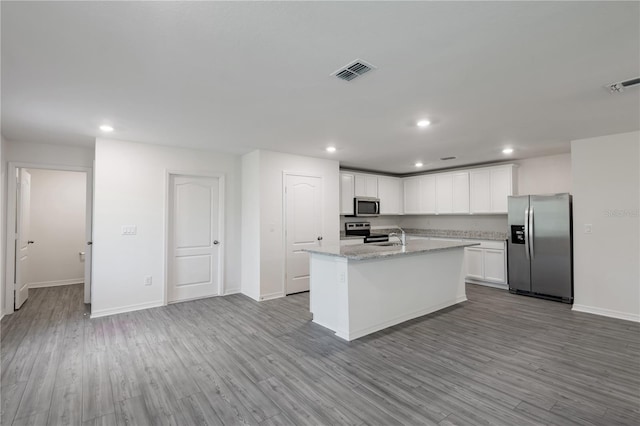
[464,240,507,288]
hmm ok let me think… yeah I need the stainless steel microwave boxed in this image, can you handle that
[353,197,380,217]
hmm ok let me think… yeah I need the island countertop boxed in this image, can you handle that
[305,239,479,261]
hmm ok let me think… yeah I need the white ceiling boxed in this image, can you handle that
[2,1,639,174]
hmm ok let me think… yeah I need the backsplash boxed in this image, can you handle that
[341,214,508,233]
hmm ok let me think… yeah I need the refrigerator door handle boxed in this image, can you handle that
[524,207,530,260]
[529,206,535,258]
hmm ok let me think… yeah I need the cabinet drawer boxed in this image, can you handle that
[474,240,505,250]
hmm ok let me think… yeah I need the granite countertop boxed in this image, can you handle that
[306,239,479,261]
[340,228,507,241]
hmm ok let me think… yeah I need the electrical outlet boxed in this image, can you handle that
[584,224,593,234]
[144,275,152,286]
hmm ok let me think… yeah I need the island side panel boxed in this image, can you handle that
[309,253,350,337]
[345,248,467,341]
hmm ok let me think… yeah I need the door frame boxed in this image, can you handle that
[281,171,324,296]
[4,162,93,315]
[164,170,225,305]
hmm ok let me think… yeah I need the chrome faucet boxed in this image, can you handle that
[388,227,406,246]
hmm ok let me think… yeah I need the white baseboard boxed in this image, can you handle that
[465,279,508,290]
[259,291,284,301]
[572,304,640,323]
[223,288,241,296]
[90,300,164,319]
[29,278,84,289]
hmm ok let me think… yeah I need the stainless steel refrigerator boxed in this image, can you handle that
[507,193,573,303]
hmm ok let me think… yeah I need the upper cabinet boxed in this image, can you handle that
[470,165,517,214]
[354,174,378,198]
[341,164,515,216]
[339,172,355,215]
[436,172,470,214]
[378,176,403,215]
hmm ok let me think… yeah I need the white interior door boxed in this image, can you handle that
[285,174,323,295]
[169,175,221,303]
[15,169,32,309]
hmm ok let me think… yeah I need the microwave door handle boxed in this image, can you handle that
[376,201,380,215]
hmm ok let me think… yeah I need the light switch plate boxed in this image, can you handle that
[584,224,593,234]
[122,225,137,235]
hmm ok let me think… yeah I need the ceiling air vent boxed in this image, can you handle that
[332,59,376,82]
[606,77,640,93]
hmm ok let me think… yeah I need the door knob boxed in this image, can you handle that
[27,241,34,244]
[317,236,323,241]
[213,240,220,245]
[87,241,93,245]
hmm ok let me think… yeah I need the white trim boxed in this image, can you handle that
[282,171,324,296]
[572,304,640,323]
[90,300,164,319]
[29,278,83,289]
[223,288,241,296]
[465,279,508,290]
[259,291,285,301]
[4,162,93,317]
[332,295,468,341]
[165,170,226,305]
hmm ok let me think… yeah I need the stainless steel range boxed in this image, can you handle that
[345,222,389,243]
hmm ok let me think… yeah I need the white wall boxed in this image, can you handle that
[26,169,86,287]
[241,151,261,300]
[516,153,572,195]
[92,138,241,317]
[242,150,340,300]
[0,135,5,318]
[571,131,639,322]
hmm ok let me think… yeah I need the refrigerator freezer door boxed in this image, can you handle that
[529,194,572,300]
[507,196,531,292]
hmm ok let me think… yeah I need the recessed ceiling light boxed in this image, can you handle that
[502,148,514,154]
[417,120,431,128]
[415,162,424,167]
[326,146,337,153]
[99,124,114,132]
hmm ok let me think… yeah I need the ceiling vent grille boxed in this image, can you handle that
[332,59,376,82]
[606,77,640,93]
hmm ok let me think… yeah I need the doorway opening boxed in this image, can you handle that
[4,163,93,316]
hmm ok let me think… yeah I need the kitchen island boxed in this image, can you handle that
[305,240,476,341]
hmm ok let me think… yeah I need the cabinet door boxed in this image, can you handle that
[490,167,512,213]
[436,174,453,214]
[470,170,491,213]
[483,249,506,283]
[403,178,421,214]
[354,174,378,198]
[420,175,437,214]
[465,247,484,279]
[452,172,470,213]
[378,176,402,215]
[340,173,355,215]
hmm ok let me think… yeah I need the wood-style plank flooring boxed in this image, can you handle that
[1,283,639,425]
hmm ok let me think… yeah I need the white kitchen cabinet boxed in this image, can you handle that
[340,172,355,215]
[436,174,453,214]
[452,172,470,213]
[465,247,484,280]
[470,165,515,214]
[420,175,437,214]
[464,240,507,288]
[378,176,403,215]
[354,174,378,198]
[403,177,421,214]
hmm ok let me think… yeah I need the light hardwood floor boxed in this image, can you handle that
[1,283,639,425]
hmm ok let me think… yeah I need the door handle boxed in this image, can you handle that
[529,206,534,258]
[87,241,93,245]
[213,240,220,245]
[27,241,34,245]
[317,236,323,241]
[524,207,530,261]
